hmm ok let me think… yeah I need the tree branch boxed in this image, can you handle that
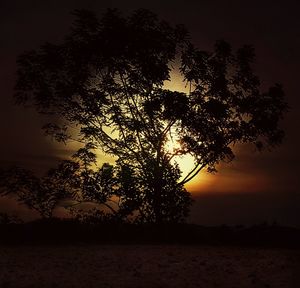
[180,162,206,185]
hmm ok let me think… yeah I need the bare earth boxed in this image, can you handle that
[0,245,299,288]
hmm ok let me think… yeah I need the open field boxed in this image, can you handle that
[0,245,299,288]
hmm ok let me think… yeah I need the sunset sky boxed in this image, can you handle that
[1,0,299,226]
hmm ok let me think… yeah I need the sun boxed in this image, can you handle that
[164,136,212,193]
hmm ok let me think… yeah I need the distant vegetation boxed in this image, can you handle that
[0,216,299,247]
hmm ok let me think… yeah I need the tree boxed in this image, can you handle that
[14,9,287,223]
[0,161,80,218]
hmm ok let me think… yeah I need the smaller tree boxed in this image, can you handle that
[0,161,80,218]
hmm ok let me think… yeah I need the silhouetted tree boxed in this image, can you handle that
[14,9,287,223]
[0,162,81,218]
[0,154,121,220]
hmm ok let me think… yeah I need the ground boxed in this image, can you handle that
[0,245,299,288]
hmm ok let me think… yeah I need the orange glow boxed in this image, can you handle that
[185,161,271,194]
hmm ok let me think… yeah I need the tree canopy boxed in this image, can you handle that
[13,9,287,223]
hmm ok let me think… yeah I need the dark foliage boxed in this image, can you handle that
[13,9,287,223]
[0,162,80,218]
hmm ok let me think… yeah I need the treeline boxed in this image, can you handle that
[0,217,299,247]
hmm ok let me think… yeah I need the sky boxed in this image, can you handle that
[0,0,299,226]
